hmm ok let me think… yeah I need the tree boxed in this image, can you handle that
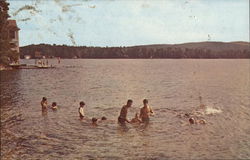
[0,0,19,66]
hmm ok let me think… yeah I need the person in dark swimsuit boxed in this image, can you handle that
[118,99,133,125]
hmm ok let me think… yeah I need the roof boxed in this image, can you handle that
[7,20,20,30]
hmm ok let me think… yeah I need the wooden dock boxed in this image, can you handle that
[9,64,56,69]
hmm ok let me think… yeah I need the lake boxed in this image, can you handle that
[1,59,249,160]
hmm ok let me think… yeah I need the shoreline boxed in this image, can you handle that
[0,64,13,71]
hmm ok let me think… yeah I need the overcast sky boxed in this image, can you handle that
[8,0,249,47]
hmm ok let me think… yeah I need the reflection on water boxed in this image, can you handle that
[1,59,250,159]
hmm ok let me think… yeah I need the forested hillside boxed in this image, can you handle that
[20,41,250,59]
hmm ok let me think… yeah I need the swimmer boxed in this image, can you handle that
[101,116,107,121]
[118,99,133,125]
[92,117,98,126]
[41,97,48,111]
[189,117,195,124]
[98,116,108,123]
[189,117,206,125]
[197,119,206,124]
[130,113,142,123]
[51,102,58,111]
[139,99,154,123]
[79,101,85,119]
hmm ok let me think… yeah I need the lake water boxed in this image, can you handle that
[1,59,250,160]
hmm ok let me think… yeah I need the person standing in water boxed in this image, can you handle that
[139,99,154,123]
[41,97,48,111]
[79,101,85,119]
[118,99,133,125]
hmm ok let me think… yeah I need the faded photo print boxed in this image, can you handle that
[0,0,249,159]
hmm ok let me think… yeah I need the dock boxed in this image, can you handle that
[9,64,56,69]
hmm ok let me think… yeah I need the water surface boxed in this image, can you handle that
[1,59,250,159]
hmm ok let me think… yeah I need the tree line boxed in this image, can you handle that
[20,43,250,59]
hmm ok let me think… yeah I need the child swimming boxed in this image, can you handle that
[51,102,58,111]
[101,116,107,121]
[92,117,98,126]
[189,117,206,125]
[130,113,142,123]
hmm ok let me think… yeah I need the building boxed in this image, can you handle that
[34,51,42,59]
[7,20,20,53]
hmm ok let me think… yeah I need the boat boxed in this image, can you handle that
[24,55,31,59]
[8,63,27,69]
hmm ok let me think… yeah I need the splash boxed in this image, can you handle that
[205,106,222,115]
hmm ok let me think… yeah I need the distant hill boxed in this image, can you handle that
[174,41,249,51]
[20,41,250,59]
[133,41,250,51]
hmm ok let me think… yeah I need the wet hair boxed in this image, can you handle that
[189,118,195,124]
[42,97,47,101]
[52,102,57,106]
[80,101,85,106]
[184,113,190,118]
[92,117,98,123]
[127,99,133,104]
[101,116,107,120]
[143,99,148,104]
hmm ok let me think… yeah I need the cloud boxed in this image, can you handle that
[8,0,249,47]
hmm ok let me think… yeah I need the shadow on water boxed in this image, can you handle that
[0,70,26,160]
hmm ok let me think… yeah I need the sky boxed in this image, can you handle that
[8,0,249,47]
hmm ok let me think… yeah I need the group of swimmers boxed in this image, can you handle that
[117,99,154,125]
[41,97,58,111]
[40,97,154,125]
[41,97,206,125]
